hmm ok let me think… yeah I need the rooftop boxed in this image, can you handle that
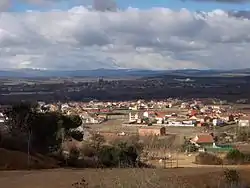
[192,134,214,144]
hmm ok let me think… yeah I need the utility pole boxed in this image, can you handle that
[176,150,179,168]
[170,152,172,168]
[163,147,166,169]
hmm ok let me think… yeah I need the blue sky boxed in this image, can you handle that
[118,0,250,11]
[10,0,250,12]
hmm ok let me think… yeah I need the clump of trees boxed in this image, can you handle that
[98,142,140,168]
[181,137,198,153]
[81,134,143,168]
[195,149,250,166]
[224,149,250,165]
[1,102,83,167]
[0,102,147,169]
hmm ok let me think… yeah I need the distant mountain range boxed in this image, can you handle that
[1,68,250,78]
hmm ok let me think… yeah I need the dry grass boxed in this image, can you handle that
[0,148,59,170]
[87,119,205,143]
[0,167,250,188]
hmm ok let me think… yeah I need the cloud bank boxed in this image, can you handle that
[0,7,250,70]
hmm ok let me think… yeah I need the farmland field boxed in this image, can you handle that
[1,167,250,188]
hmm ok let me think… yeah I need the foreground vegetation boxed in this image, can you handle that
[70,168,249,188]
[0,167,250,188]
[0,102,145,169]
[195,149,250,166]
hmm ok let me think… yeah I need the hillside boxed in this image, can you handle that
[0,148,59,170]
[1,68,250,78]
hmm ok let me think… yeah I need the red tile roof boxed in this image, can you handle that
[155,112,167,118]
[192,134,214,144]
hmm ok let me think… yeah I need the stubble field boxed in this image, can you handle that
[1,167,250,188]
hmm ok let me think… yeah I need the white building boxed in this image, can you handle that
[0,112,5,123]
[129,105,138,111]
[143,111,149,118]
[238,120,250,127]
[129,112,139,122]
[213,119,218,126]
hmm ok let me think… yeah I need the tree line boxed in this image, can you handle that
[0,102,144,169]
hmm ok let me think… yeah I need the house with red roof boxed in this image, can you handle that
[190,134,215,148]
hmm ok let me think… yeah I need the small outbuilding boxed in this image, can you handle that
[138,126,166,136]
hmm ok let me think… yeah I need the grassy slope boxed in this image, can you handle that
[0,148,59,170]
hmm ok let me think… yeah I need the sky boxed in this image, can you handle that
[8,0,250,12]
[0,0,250,70]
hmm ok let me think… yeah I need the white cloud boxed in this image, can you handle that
[0,7,250,70]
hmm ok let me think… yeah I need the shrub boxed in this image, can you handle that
[116,142,138,167]
[195,152,223,165]
[72,177,88,188]
[223,169,240,186]
[67,147,80,167]
[90,134,105,152]
[112,137,143,156]
[69,147,80,160]
[226,150,244,161]
[81,143,96,158]
[237,131,250,142]
[69,131,83,142]
[0,135,28,152]
[181,141,198,153]
[97,146,119,167]
[224,149,250,165]
[97,142,140,168]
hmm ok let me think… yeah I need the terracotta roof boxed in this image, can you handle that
[192,134,214,144]
[155,112,167,118]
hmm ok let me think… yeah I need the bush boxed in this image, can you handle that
[224,169,240,185]
[112,137,144,156]
[0,135,28,152]
[224,149,250,165]
[117,142,138,167]
[181,142,198,153]
[98,146,119,167]
[72,177,88,188]
[225,149,245,164]
[97,142,140,168]
[90,134,105,152]
[237,131,250,142]
[69,131,83,142]
[195,152,223,165]
[67,147,80,167]
[81,143,96,158]
[69,147,80,161]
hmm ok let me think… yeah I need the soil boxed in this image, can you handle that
[0,167,250,188]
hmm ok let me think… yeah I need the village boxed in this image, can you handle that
[1,98,248,168]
